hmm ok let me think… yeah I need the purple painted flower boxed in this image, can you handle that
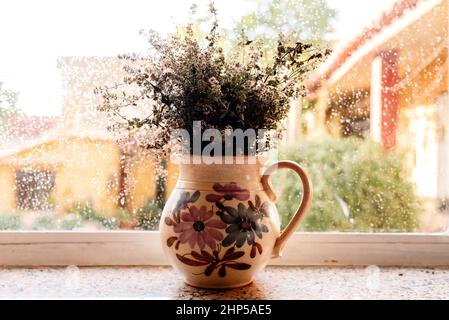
[174,205,226,249]
[205,182,250,203]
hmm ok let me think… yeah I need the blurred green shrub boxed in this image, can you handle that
[0,200,160,230]
[133,200,162,230]
[32,214,57,230]
[68,199,161,230]
[273,137,420,232]
[68,202,123,229]
[0,212,21,230]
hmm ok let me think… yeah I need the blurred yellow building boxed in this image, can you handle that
[0,57,157,215]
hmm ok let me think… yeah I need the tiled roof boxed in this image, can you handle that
[7,115,57,138]
[307,0,422,93]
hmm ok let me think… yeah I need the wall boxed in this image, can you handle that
[0,165,15,211]
[126,151,157,212]
[0,136,160,215]
[51,138,121,215]
[0,137,121,214]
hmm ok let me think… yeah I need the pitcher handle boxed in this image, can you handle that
[261,160,313,258]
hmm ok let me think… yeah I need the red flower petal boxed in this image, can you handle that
[174,222,192,233]
[205,194,223,202]
[233,190,250,201]
[222,182,241,192]
[204,264,216,276]
[223,247,235,259]
[205,219,227,229]
[203,233,217,249]
[226,263,251,270]
[206,227,224,241]
[176,254,209,266]
[191,251,211,262]
[197,233,205,250]
[166,236,177,247]
[180,211,194,222]
[255,242,263,254]
[189,205,200,220]
[250,245,257,258]
[179,229,195,243]
[222,251,245,261]
[198,206,213,221]
[200,250,215,261]
[188,233,197,249]
[212,183,226,193]
[218,264,226,277]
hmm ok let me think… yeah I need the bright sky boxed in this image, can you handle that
[0,0,394,116]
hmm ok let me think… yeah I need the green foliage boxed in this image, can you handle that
[59,213,83,230]
[0,212,21,230]
[237,0,335,39]
[66,200,161,230]
[233,0,336,61]
[0,211,82,230]
[67,200,161,230]
[0,199,161,230]
[32,214,57,230]
[0,81,18,110]
[68,202,125,229]
[0,81,20,136]
[273,137,420,232]
[133,200,162,230]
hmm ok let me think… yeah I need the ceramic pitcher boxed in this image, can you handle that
[159,157,312,289]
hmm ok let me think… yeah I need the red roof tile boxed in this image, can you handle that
[7,115,57,138]
[308,0,420,94]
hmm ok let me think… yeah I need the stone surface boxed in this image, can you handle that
[0,266,448,299]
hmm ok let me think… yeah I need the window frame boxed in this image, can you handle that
[1,231,448,267]
[0,0,447,269]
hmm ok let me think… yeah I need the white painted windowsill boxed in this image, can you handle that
[1,231,449,267]
[1,231,448,299]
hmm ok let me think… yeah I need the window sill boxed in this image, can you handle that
[1,231,449,267]
[0,265,448,299]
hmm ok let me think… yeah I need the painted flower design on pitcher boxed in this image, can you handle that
[165,191,201,228]
[205,182,250,202]
[248,195,272,218]
[165,182,272,277]
[176,246,251,277]
[174,205,226,250]
[217,203,268,248]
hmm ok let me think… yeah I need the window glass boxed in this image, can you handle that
[0,0,447,232]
